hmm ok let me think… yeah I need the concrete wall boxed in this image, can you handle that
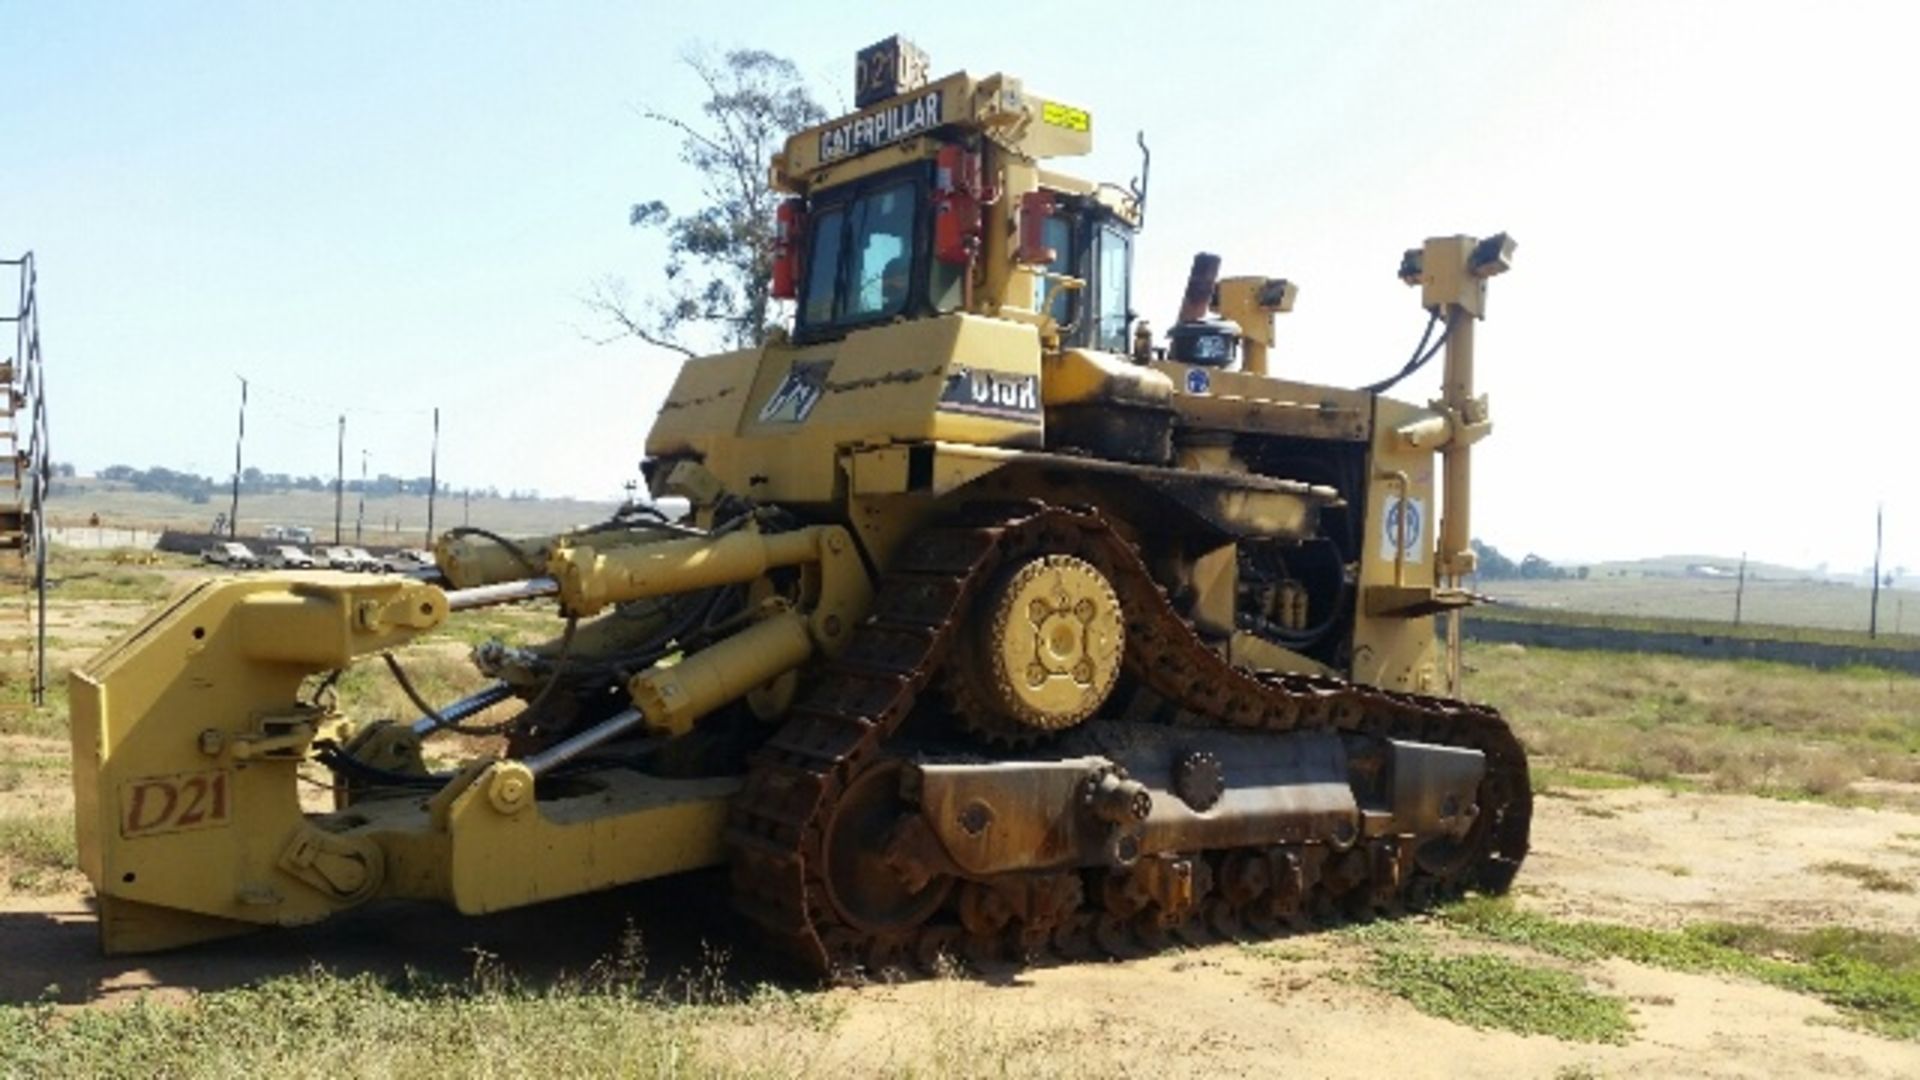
[47,526,163,550]
[1465,618,1920,676]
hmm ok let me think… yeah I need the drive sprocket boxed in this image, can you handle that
[949,553,1124,744]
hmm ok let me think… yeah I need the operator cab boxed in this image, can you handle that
[774,36,1138,352]
[789,158,1135,352]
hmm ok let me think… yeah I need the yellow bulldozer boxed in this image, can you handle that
[70,37,1529,975]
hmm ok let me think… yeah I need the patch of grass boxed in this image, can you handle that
[1444,898,1920,1041]
[42,567,172,603]
[1334,917,1429,948]
[0,811,78,894]
[1365,948,1632,1044]
[1238,941,1312,963]
[1654,863,1693,878]
[1468,643,1920,805]
[1814,860,1914,894]
[0,703,67,740]
[423,605,558,648]
[1532,765,1641,796]
[0,953,842,1077]
[0,648,72,739]
[313,645,499,724]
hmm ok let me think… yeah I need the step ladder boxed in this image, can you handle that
[1,252,49,706]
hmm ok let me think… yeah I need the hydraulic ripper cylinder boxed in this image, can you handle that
[548,528,826,616]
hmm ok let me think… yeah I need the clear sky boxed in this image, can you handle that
[4,1,1916,572]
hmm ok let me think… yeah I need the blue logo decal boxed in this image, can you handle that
[1185,368,1211,394]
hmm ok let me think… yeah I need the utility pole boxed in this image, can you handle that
[463,488,470,527]
[334,414,346,544]
[1734,551,1747,627]
[1870,503,1884,638]
[355,449,368,545]
[425,406,440,547]
[228,377,248,537]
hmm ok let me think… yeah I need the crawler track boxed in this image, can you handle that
[727,505,1531,976]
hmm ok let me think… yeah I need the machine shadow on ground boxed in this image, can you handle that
[0,869,825,1006]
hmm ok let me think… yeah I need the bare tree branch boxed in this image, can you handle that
[589,46,826,356]
[580,278,697,357]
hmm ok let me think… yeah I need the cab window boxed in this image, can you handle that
[845,184,915,319]
[1093,225,1131,352]
[800,179,919,333]
[802,206,845,326]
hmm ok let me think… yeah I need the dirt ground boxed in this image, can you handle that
[5,772,1917,1078]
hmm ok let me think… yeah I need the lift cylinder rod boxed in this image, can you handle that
[445,577,561,612]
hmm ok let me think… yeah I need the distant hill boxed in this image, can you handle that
[1574,553,1824,583]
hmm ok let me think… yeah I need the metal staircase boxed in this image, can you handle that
[2,253,49,705]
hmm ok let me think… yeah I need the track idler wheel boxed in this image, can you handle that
[822,762,953,939]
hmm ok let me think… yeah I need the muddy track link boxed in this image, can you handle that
[726,504,1532,978]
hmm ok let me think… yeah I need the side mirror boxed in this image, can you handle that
[771,198,805,300]
[932,145,982,266]
[1017,191,1056,266]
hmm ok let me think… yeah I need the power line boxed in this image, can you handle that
[228,376,247,537]
[240,374,437,418]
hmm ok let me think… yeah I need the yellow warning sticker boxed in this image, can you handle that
[1041,101,1090,133]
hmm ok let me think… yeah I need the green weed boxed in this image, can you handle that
[0,961,843,1077]
[0,811,77,893]
[1531,765,1641,796]
[1365,949,1632,1044]
[1444,898,1920,1040]
[1239,941,1312,963]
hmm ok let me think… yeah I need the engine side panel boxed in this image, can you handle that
[646,313,1043,506]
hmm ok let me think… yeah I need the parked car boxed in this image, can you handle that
[315,545,374,572]
[346,546,383,572]
[200,541,260,569]
[382,548,434,573]
[261,544,316,570]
